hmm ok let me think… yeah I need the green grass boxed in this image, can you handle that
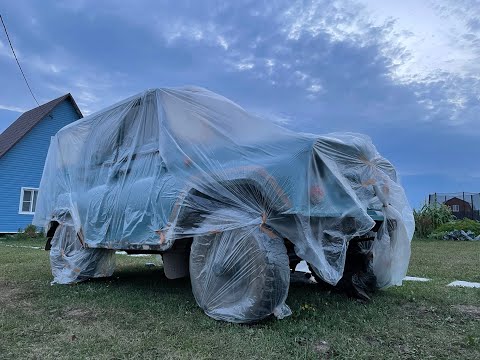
[0,238,479,359]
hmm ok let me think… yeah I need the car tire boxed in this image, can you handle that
[190,225,291,323]
[309,239,377,300]
[50,223,115,284]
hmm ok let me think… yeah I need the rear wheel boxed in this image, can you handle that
[190,226,291,323]
[50,223,115,284]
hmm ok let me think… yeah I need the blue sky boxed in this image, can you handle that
[1,0,479,209]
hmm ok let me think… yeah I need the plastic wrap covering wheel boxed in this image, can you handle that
[50,224,116,284]
[190,226,291,323]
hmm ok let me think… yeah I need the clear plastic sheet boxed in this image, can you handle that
[190,210,291,323]
[48,213,115,284]
[34,87,414,321]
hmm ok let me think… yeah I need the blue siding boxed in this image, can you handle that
[0,100,81,232]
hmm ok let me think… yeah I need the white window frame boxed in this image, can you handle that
[19,187,39,215]
[451,204,460,212]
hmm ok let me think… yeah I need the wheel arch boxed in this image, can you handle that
[170,171,291,236]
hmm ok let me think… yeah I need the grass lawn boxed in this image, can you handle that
[0,237,479,359]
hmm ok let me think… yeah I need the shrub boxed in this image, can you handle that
[413,204,455,238]
[435,219,480,236]
[24,224,39,238]
[6,225,43,241]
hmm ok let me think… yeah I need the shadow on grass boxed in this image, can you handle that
[84,266,193,296]
[83,266,367,306]
[87,267,335,298]
[72,266,355,325]
[63,263,414,332]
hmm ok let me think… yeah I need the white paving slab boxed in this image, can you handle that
[447,280,480,289]
[115,251,151,257]
[295,260,310,273]
[403,276,431,282]
[0,243,43,250]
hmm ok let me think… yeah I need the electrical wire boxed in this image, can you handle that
[0,14,39,106]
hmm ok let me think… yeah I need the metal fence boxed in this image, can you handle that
[428,192,480,220]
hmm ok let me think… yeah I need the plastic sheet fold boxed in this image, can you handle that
[34,87,413,322]
[48,215,115,284]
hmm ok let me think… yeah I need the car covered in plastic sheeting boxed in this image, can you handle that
[33,87,414,323]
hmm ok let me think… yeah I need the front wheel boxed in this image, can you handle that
[190,226,291,323]
[309,239,377,300]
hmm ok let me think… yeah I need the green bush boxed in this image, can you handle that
[6,225,43,241]
[434,219,480,236]
[24,224,39,238]
[413,204,455,238]
[427,231,446,240]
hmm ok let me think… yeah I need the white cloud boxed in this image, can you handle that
[0,39,15,59]
[307,83,323,93]
[282,1,373,45]
[282,0,480,86]
[361,0,480,85]
[294,70,308,81]
[0,104,27,112]
[281,0,480,127]
[235,61,254,71]
[29,56,65,74]
[0,37,65,76]
[217,35,229,50]
[3,0,478,131]
[250,108,293,125]
[156,20,226,48]
[45,70,120,116]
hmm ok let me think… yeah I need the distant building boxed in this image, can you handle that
[428,192,480,220]
[0,94,82,233]
[444,197,472,216]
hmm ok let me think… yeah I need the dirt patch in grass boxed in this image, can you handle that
[60,307,98,323]
[0,281,30,307]
[402,303,439,318]
[0,281,46,318]
[453,305,480,320]
[313,340,332,357]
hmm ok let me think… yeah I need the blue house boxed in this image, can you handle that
[0,94,82,233]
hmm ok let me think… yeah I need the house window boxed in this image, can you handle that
[451,204,460,212]
[19,188,39,214]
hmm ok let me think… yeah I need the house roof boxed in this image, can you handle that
[0,93,83,159]
[445,197,470,205]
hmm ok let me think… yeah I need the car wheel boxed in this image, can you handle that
[49,223,115,284]
[190,225,291,323]
[309,240,377,300]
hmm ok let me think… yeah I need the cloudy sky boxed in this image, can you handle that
[1,0,479,208]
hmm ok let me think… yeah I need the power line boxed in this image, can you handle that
[0,14,39,106]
